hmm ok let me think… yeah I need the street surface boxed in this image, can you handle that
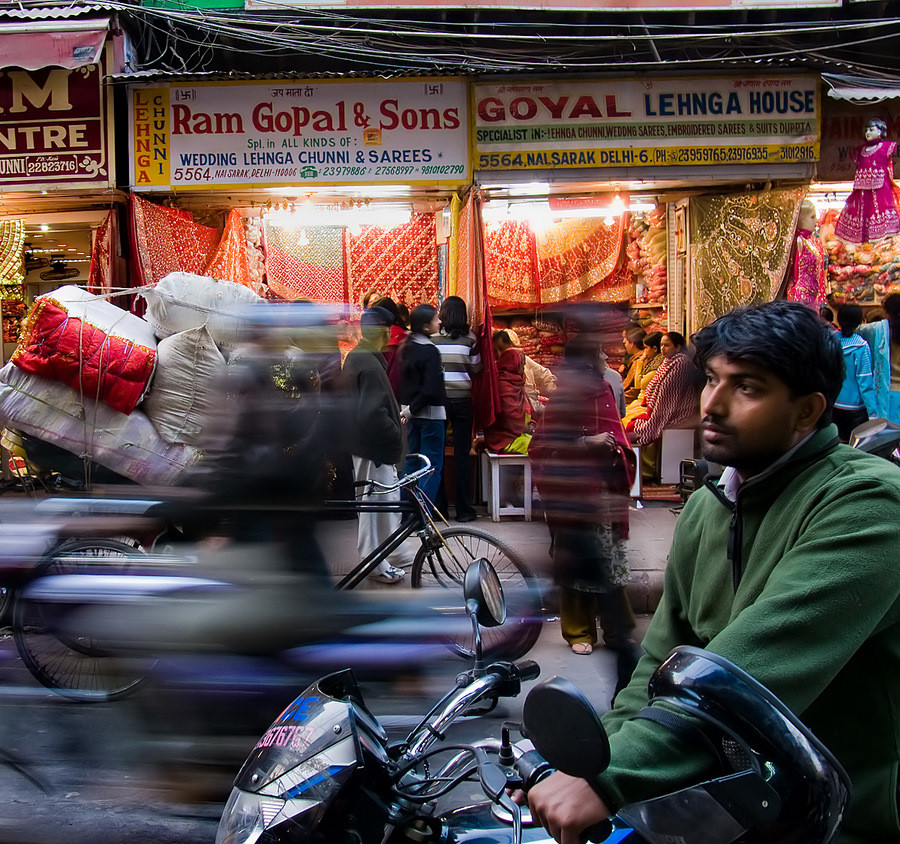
[0,503,675,842]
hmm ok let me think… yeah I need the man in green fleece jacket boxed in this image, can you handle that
[526,300,900,844]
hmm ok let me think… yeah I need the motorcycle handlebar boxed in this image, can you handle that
[515,660,540,682]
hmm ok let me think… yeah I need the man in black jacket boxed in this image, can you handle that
[342,307,409,584]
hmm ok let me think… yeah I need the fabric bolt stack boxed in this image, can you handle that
[627,208,667,306]
[820,208,900,303]
[0,274,265,486]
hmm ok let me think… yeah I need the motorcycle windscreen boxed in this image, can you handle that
[235,693,360,793]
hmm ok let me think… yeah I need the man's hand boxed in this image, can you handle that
[523,771,611,844]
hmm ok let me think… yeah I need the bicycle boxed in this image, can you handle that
[6,455,544,702]
[328,454,544,662]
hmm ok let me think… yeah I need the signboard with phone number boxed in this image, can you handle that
[128,78,470,190]
[474,75,820,171]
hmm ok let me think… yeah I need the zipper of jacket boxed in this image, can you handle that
[703,432,840,593]
[704,478,742,592]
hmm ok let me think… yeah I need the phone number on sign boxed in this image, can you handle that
[664,145,815,164]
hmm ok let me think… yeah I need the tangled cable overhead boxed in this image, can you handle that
[14,0,900,77]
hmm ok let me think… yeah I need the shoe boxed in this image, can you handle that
[372,565,405,584]
[571,642,593,655]
[455,509,477,523]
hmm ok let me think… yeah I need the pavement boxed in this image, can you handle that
[0,496,679,841]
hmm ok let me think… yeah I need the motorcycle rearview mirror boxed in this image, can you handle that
[523,676,610,779]
[463,558,507,628]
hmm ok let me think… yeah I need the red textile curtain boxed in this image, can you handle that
[263,221,345,302]
[485,219,539,308]
[344,214,439,307]
[206,209,265,297]
[461,191,500,434]
[537,217,627,304]
[129,194,219,291]
[88,210,116,297]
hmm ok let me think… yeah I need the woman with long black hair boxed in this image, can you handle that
[398,303,446,508]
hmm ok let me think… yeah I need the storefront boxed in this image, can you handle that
[469,73,822,357]
[125,76,471,312]
[0,13,123,364]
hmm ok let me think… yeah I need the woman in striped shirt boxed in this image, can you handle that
[433,296,483,522]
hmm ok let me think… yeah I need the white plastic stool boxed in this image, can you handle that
[660,428,696,484]
[480,452,532,522]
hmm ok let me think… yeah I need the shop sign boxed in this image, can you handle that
[0,66,110,191]
[128,78,469,190]
[474,75,819,172]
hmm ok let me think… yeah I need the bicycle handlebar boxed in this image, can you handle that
[366,454,433,495]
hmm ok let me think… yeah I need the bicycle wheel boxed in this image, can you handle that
[13,538,150,702]
[411,526,543,661]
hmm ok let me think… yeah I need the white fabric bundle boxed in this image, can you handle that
[138,272,264,348]
[0,362,199,486]
[140,326,226,445]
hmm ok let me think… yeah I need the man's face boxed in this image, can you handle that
[700,354,823,479]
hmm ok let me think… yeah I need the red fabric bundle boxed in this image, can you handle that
[13,298,156,415]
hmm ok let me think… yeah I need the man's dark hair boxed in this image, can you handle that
[692,301,844,428]
[643,331,663,353]
[564,332,602,371]
[439,295,470,340]
[837,304,864,338]
[492,329,512,347]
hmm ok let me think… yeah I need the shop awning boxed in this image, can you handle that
[822,74,900,104]
[0,18,109,70]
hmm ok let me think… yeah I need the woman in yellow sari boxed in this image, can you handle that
[621,331,663,425]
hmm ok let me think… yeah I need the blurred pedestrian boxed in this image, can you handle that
[433,296,482,522]
[399,303,447,509]
[341,306,409,584]
[834,304,877,442]
[530,333,641,697]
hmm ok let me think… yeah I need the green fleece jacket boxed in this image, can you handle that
[596,425,900,842]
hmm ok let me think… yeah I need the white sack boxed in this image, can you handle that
[138,272,264,348]
[140,326,226,445]
[0,362,199,486]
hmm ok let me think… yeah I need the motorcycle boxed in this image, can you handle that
[217,560,851,844]
[850,416,900,466]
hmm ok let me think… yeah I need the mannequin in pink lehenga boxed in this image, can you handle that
[835,118,900,244]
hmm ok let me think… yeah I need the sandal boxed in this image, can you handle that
[571,642,593,655]
[372,565,405,584]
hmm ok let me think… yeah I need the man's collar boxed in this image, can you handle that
[716,428,832,503]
